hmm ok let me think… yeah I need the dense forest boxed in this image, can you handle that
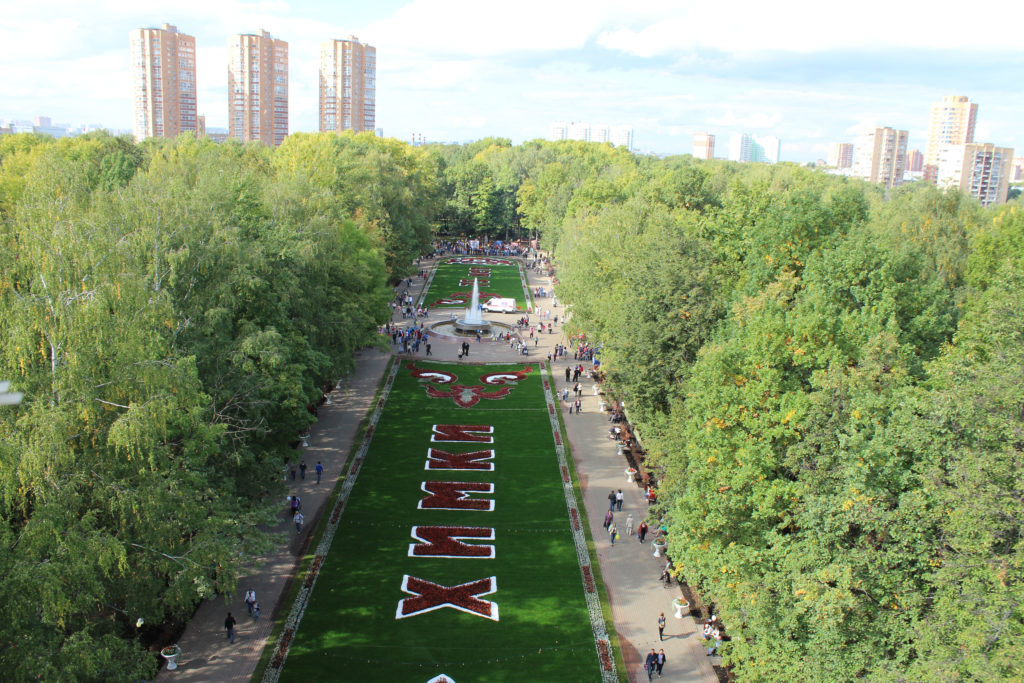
[1,132,1021,680]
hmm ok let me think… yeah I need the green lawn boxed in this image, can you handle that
[276,361,607,681]
[426,257,527,312]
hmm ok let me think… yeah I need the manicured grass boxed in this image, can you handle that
[277,361,605,681]
[426,257,527,312]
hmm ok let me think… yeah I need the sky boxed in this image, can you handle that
[1,0,1022,162]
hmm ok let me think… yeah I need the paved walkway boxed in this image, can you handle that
[161,255,717,682]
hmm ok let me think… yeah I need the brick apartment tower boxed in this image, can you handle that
[693,133,715,160]
[229,30,289,146]
[924,95,977,182]
[853,127,909,189]
[131,24,197,141]
[828,143,854,168]
[319,36,376,133]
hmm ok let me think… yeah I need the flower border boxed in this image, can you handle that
[540,363,619,682]
[261,361,400,683]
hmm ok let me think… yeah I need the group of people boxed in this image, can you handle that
[223,588,263,643]
[385,322,432,355]
[644,648,667,679]
[603,490,651,546]
[703,615,723,657]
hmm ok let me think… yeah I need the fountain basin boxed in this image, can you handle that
[430,319,513,337]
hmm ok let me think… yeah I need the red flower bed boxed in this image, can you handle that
[543,380,550,390]
[271,628,294,668]
[548,403,555,415]
[598,639,613,671]
[582,565,596,593]
[350,457,363,474]
[570,507,581,530]
[561,466,569,483]
[305,555,324,589]
[331,499,346,523]
[553,431,561,445]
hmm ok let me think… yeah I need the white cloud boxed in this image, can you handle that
[595,0,1024,55]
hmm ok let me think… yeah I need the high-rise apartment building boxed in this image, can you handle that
[590,124,610,144]
[610,125,633,150]
[228,30,288,146]
[905,149,923,173]
[853,127,909,189]
[828,143,853,168]
[729,134,780,163]
[693,133,715,160]
[924,95,977,182]
[1012,157,1024,183]
[131,24,197,141]
[548,122,568,141]
[319,36,376,133]
[937,143,1014,207]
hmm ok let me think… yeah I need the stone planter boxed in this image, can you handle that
[625,468,637,482]
[672,597,690,619]
[652,540,667,557]
[161,644,181,671]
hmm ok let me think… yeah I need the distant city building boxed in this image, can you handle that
[728,133,753,162]
[905,148,923,173]
[728,133,780,163]
[759,136,780,164]
[131,24,198,141]
[548,121,567,141]
[610,125,633,150]
[828,142,854,168]
[1012,157,1024,183]
[547,121,633,150]
[319,36,376,133]
[206,127,229,143]
[228,30,288,146]
[853,127,909,189]
[924,95,977,182]
[0,118,128,138]
[937,143,1014,207]
[693,132,715,160]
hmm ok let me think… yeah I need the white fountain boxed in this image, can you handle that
[452,278,492,334]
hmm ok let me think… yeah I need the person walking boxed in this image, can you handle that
[244,589,256,617]
[225,612,237,644]
[658,612,666,641]
[426,342,432,356]
[656,649,666,676]
[608,490,617,511]
[299,461,307,480]
[645,649,657,681]
[565,366,571,382]
[252,602,261,621]
[315,461,324,484]
[625,514,634,538]
[608,521,618,545]
[638,520,649,543]
[574,398,582,414]
[294,511,304,533]
[615,489,624,511]
[603,509,614,529]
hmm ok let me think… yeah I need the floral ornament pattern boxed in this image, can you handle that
[407,363,533,408]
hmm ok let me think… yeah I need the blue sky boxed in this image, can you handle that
[1,0,1021,162]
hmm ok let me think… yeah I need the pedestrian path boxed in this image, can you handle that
[161,348,390,681]
[161,254,718,682]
